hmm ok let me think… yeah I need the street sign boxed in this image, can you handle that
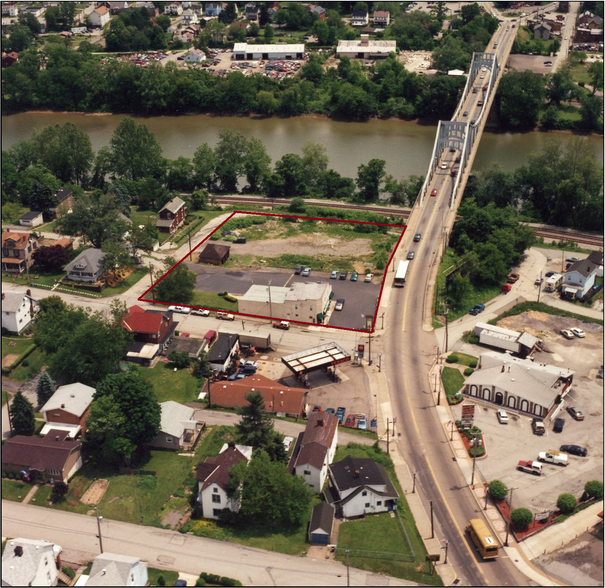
[461,404,475,418]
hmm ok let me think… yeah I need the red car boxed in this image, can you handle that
[431,188,437,196]
[344,415,356,428]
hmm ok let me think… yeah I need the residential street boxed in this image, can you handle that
[1,501,415,587]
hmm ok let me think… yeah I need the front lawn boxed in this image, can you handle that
[8,348,48,383]
[446,352,477,367]
[148,568,179,587]
[99,266,149,297]
[1,479,31,502]
[2,337,34,360]
[189,291,239,313]
[441,367,465,404]
[140,361,203,404]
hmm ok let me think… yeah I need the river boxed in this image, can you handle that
[2,113,603,180]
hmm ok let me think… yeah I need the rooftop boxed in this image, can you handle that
[41,382,96,418]
[159,401,197,438]
[233,42,305,53]
[282,342,351,374]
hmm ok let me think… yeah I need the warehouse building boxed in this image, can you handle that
[336,35,396,59]
[232,42,305,60]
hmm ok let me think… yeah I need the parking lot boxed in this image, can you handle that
[185,262,382,331]
[452,312,603,514]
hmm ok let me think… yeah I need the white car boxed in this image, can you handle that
[364,274,373,282]
[168,305,191,314]
[283,436,294,452]
[191,309,210,317]
[440,163,447,169]
[496,409,508,424]
[335,299,345,311]
[570,327,586,338]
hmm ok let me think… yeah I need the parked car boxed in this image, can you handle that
[344,414,356,428]
[570,328,585,338]
[517,460,542,476]
[326,408,335,415]
[240,366,257,375]
[364,274,373,282]
[295,265,303,275]
[469,304,485,316]
[191,309,210,317]
[241,360,258,369]
[534,276,543,285]
[538,451,568,466]
[273,321,290,330]
[407,251,415,260]
[507,272,520,284]
[431,188,438,196]
[351,271,358,281]
[216,312,235,321]
[566,406,584,421]
[413,233,421,242]
[561,329,574,339]
[339,271,348,280]
[283,436,294,452]
[532,417,546,435]
[336,407,346,423]
[311,405,321,413]
[545,271,557,277]
[553,418,565,433]
[357,418,367,430]
[496,409,508,424]
[301,267,312,276]
[168,305,191,314]
[233,237,247,244]
[566,257,580,263]
[560,444,587,457]
[335,298,345,311]
[330,270,339,279]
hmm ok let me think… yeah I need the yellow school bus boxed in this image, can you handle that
[466,519,499,559]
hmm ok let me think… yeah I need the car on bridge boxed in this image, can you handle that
[463,111,468,116]
[407,251,415,260]
[431,188,437,196]
[413,233,421,242]
[440,163,447,169]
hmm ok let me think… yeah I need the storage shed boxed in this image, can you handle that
[198,243,230,265]
[308,502,335,545]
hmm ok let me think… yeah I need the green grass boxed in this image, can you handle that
[8,348,48,382]
[534,239,592,254]
[2,390,8,406]
[0,270,65,289]
[148,568,179,587]
[141,361,203,404]
[189,291,239,313]
[441,367,465,404]
[490,301,603,326]
[100,266,149,297]
[446,352,477,367]
[1,480,31,502]
[556,104,582,122]
[1,203,29,224]
[2,337,34,360]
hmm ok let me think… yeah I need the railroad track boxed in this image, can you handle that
[532,227,603,248]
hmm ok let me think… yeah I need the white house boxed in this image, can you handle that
[562,258,599,299]
[288,412,338,493]
[350,10,369,27]
[184,49,205,63]
[90,5,111,27]
[1,290,38,335]
[164,2,183,15]
[2,4,19,17]
[85,552,148,586]
[196,442,253,519]
[181,8,198,25]
[2,538,62,587]
[148,401,204,451]
[325,456,399,518]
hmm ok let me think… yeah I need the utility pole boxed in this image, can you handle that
[470,431,479,486]
[188,230,193,261]
[6,393,13,435]
[95,507,104,553]
[412,469,417,494]
[149,264,155,300]
[386,419,390,454]
[430,501,434,538]
[444,306,449,353]
[437,365,442,406]
[484,483,489,510]
[537,270,542,303]
[267,280,273,319]
[505,487,518,546]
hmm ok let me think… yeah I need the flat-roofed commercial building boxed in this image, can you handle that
[232,43,305,60]
[337,35,396,59]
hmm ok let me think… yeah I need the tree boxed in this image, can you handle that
[153,256,197,304]
[510,507,533,531]
[190,188,209,211]
[545,69,575,107]
[356,159,386,202]
[274,153,306,197]
[243,137,271,193]
[86,370,161,465]
[168,351,191,369]
[301,141,329,191]
[36,371,57,408]
[236,391,276,450]
[154,15,171,32]
[192,143,217,190]
[18,13,41,37]
[588,60,604,94]
[166,156,195,192]
[101,240,134,278]
[229,450,313,528]
[583,480,604,502]
[556,493,577,514]
[108,117,164,181]
[213,129,248,192]
[9,390,35,436]
[288,197,306,213]
[431,35,470,72]
[228,23,247,43]
[192,352,211,380]
[488,479,508,500]
[579,94,603,132]
[32,245,70,273]
[263,23,274,43]
[29,180,56,217]
[51,481,69,500]
[219,2,237,24]
[256,90,279,116]
[498,70,544,129]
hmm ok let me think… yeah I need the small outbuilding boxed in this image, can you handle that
[18,210,44,228]
[198,243,230,265]
[308,502,335,545]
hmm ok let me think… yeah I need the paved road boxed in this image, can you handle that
[1,501,414,587]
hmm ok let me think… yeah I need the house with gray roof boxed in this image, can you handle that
[562,258,599,299]
[156,196,186,234]
[19,210,44,228]
[64,248,106,282]
[308,501,335,544]
[85,552,148,586]
[2,538,62,587]
[1,290,38,335]
[40,382,96,439]
[325,456,399,518]
[148,401,204,451]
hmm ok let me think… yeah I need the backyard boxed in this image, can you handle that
[140,360,203,405]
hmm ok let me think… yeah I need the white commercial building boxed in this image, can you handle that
[336,35,397,59]
[232,42,305,60]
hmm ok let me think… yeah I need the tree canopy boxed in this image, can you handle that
[152,256,197,304]
[9,390,36,436]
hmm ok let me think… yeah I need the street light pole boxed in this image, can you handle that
[95,506,104,554]
[470,431,479,486]
[505,487,518,546]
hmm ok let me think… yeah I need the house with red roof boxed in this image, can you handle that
[210,374,307,417]
[123,305,177,364]
[288,412,338,493]
[1,231,38,274]
[196,442,253,519]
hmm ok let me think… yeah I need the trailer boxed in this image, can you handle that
[544,273,563,292]
[239,333,272,350]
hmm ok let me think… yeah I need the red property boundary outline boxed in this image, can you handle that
[139,210,407,334]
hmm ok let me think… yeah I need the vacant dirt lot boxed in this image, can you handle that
[81,479,109,506]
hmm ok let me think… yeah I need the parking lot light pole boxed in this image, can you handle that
[95,506,104,553]
[470,432,479,486]
[505,487,518,546]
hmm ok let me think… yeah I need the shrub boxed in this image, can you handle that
[557,493,577,514]
[464,368,474,376]
[61,567,76,580]
[8,472,14,479]
[510,507,533,531]
[21,359,29,367]
[224,294,237,303]
[488,480,508,500]
[469,446,485,457]
[469,360,478,368]
[1,471,6,478]
[446,353,459,363]
[157,574,166,587]
[468,334,479,344]
[582,480,604,502]
[195,579,206,587]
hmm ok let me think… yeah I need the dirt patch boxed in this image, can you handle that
[498,311,604,341]
[80,479,109,505]
[104,267,135,288]
[2,354,20,368]
[161,510,183,530]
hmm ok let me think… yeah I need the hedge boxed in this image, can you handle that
[1,342,37,376]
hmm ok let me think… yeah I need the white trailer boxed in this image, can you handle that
[544,273,564,292]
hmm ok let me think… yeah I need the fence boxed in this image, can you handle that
[118,468,157,476]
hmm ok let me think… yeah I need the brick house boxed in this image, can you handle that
[1,231,39,274]
[198,243,230,265]
[1,430,83,483]
[156,196,186,234]
[1,51,19,68]
[123,305,177,364]
[49,188,74,220]
[40,382,96,439]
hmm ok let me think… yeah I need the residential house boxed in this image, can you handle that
[205,2,222,16]
[325,456,399,518]
[1,231,39,274]
[289,412,338,493]
[63,248,106,283]
[178,25,201,42]
[587,251,604,278]
[310,5,326,20]
[49,188,74,219]
[40,382,96,439]
[207,333,239,372]
[24,6,45,18]
[165,334,207,359]
[123,305,177,364]
[1,290,38,335]
[181,8,199,25]
[107,1,130,12]
[184,49,206,62]
[562,258,599,299]
[541,18,562,32]
[578,11,603,27]
[210,373,307,417]
[575,27,604,43]
[245,2,258,21]
[1,50,19,67]
[155,196,186,234]
[90,5,111,27]
[164,2,183,15]
[2,539,62,587]
[85,552,148,586]
[308,502,335,544]
[148,401,204,451]
[1,429,83,483]
[372,10,390,26]
[196,442,253,519]
[18,211,44,228]
[350,10,369,27]
[198,243,230,265]
[462,351,574,417]
[1,3,19,17]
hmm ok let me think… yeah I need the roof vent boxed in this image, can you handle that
[61,404,65,408]
[316,419,324,427]
[14,545,23,557]
[354,470,360,478]
[55,436,60,441]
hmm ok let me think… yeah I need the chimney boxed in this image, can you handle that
[61,404,65,408]
[360,34,369,46]
[55,436,60,441]
[501,364,505,372]
[354,470,360,478]
[228,441,236,449]
[316,418,324,427]
[14,545,23,557]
